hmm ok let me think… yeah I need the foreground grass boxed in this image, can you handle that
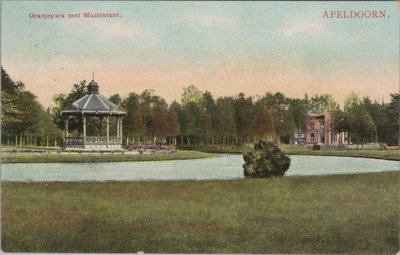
[2,171,399,253]
[189,145,400,161]
[1,150,213,163]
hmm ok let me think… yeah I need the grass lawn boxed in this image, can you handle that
[2,171,399,253]
[1,150,214,163]
[190,145,400,161]
[2,145,398,163]
[281,145,400,161]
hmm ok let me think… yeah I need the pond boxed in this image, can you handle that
[1,155,398,182]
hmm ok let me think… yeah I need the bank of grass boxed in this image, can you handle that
[186,145,400,161]
[282,146,400,161]
[3,145,398,163]
[2,171,399,253]
[1,150,214,163]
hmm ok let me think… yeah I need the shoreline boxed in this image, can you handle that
[191,146,400,162]
[2,170,399,184]
[1,146,399,163]
[1,150,215,164]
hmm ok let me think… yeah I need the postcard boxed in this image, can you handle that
[1,1,399,254]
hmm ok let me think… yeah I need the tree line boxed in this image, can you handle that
[1,67,62,147]
[2,67,399,148]
[335,92,399,148]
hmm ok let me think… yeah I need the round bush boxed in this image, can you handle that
[243,140,291,178]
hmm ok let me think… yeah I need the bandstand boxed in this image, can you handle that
[61,79,126,150]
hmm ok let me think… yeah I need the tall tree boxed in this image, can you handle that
[200,91,217,145]
[121,92,141,141]
[132,89,171,143]
[181,85,203,105]
[233,93,254,144]
[386,93,400,146]
[52,81,87,131]
[337,104,376,148]
[1,90,24,135]
[257,92,289,143]
[344,92,362,111]
[250,106,275,141]
[180,85,208,145]
[308,94,340,114]
[215,97,237,145]
[109,94,122,105]
[166,102,180,145]
[2,67,62,146]
[288,98,308,132]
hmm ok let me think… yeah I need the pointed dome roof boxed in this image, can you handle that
[87,79,99,94]
[61,80,126,116]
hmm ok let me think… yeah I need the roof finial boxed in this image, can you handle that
[92,72,94,81]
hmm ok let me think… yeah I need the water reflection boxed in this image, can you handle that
[1,155,398,182]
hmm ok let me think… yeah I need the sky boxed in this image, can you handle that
[1,1,399,107]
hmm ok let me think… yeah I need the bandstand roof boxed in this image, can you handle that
[61,79,126,116]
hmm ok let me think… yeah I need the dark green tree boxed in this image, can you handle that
[233,93,254,145]
[257,92,292,143]
[109,94,122,105]
[215,97,237,145]
[121,92,141,142]
[250,106,275,141]
[288,98,308,135]
[180,85,206,146]
[386,93,400,146]
[243,140,291,178]
[52,81,87,131]
[308,93,340,114]
[166,102,180,145]
[200,91,217,145]
[337,104,376,148]
[2,67,62,146]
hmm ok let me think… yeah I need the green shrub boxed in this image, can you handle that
[243,140,291,178]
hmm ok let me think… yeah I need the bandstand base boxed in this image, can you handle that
[63,137,124,151]
[64,144,124,151]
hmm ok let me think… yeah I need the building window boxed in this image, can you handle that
[319,120,324,130]
[310,133,314,142]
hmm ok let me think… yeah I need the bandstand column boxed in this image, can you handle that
[119,116,123,139]
[83,116,87,138]
[117,116,120,137]
[64,117,69,148]
[106,116,110,146]
[65,117,69,138]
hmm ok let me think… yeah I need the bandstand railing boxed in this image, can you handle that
[65,136,122,145]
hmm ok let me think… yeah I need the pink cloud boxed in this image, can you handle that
[282,21,324,38]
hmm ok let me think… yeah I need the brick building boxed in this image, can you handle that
[305,111,346,145]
